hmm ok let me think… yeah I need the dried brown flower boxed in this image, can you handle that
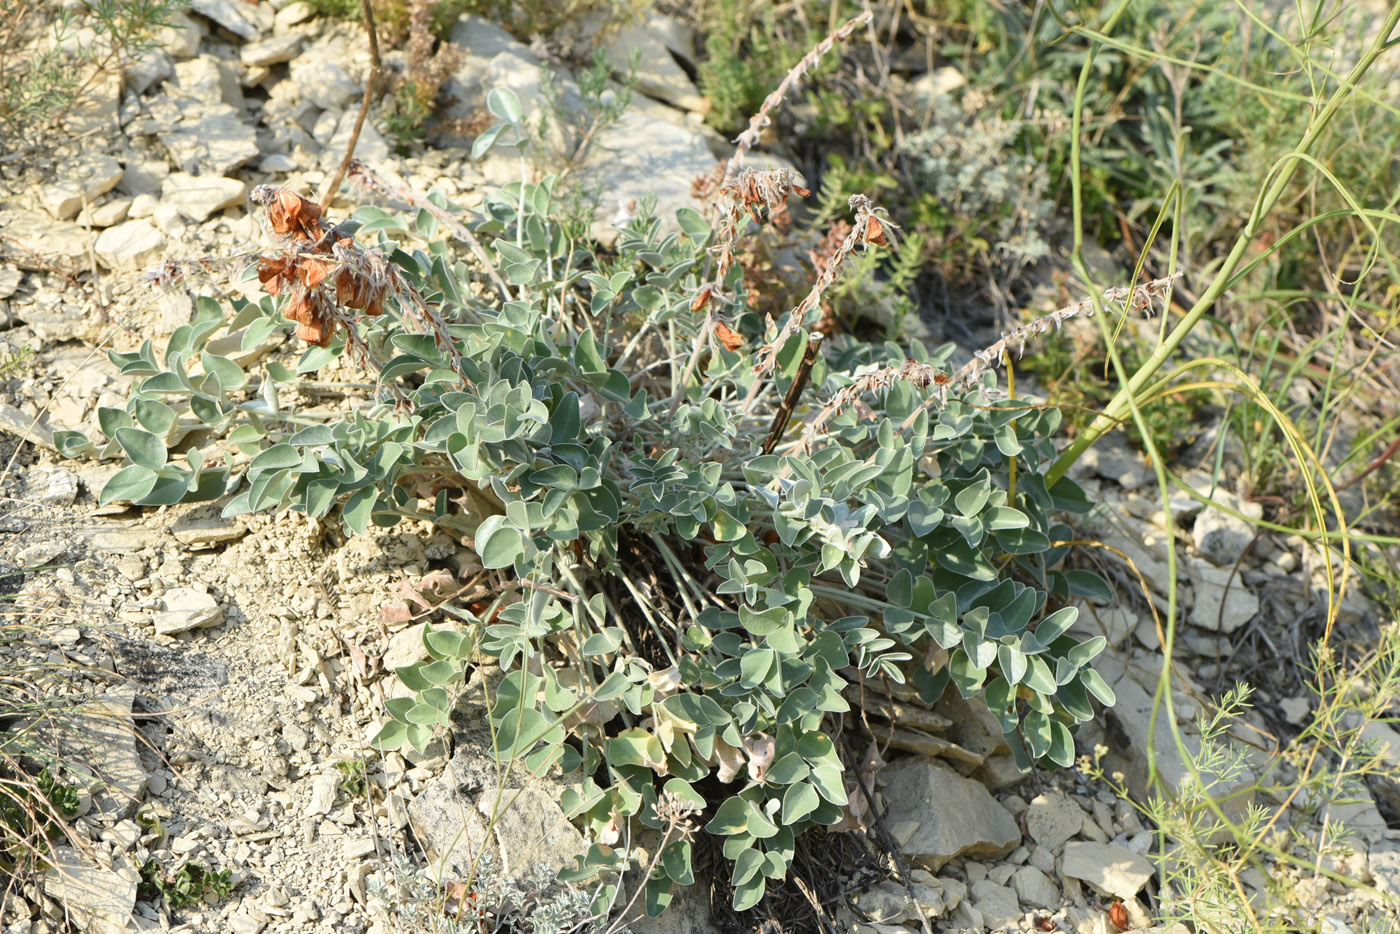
[713,320,745,351]
[691,284,715,313]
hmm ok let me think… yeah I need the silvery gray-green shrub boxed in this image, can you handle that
[61,86,1117,917]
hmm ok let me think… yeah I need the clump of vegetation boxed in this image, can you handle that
[0,765,81,875]
[378,0,464,153]
[1,605,90,897]
[0,0,186,143]
[370,852,600,934]
[46,2,1400,931]
[63,13,1130,916]
[335,757,369,797]
[138,857,236,909]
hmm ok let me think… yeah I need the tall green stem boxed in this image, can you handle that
[1046,3,1400,487]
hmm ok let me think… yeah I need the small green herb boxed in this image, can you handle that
[138,858,235,910]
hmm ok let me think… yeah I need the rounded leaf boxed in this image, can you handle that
[486,87,522,123]
[114,427,167,470]
[475,515,524,570]
[100,464,158,505]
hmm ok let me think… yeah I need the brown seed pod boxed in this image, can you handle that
[691,284,715,313]
[864,215,887,246]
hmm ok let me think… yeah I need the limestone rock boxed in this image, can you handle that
[602,13,706,113]
[879,757,1020,871]
[1097,652,1262,807]
[1320,783,1388,845]
[191,0,265,39]
[241,33,304,67]
[1026,792,1083,853]
[0,210,91,269]
[21,297,105,345]
[1081,435,1151,490]
[410,696,588,877]
[94,220,166,270]
[18,541,66,569]
[970,880,1021,930]
[318,109,390,172]
[28,468,80,506]
[1192,494,1260,566]
[54,690,148,820]
[43,847,139,934]
[446,13,532,100]
[1184,556,1258,633]
[170,512,247,547]
[158,9,204,59]
[578,107,715,244]
[1011,865,1060,909]
[174,55,244,107]
[290,58,360,110]
[149,88,259,175]
[38,156,124,220]
[275,1,315,29]
[1061,841,1154,900]
[383,622,431,672]
[126,48,174,94]
[82,196,134,228]
[306,769,341,817]
[162,172,247,222]
[78,524,163,552]
[0,402,56,451]
[152,588,224,635]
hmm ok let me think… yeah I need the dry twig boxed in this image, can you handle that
[319,0,381,209]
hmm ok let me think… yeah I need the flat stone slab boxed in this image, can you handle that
[1061,841,1155,900]
[153,588,224,635]
[880,756,1020,871]
[44,847,138,934]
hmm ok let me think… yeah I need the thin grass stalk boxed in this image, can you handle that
[1047,0,1400,488]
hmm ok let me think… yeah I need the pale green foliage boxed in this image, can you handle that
[0,0,187,141]
[64,85,1116,917]
[898,114,1054,268]
[369,853,600,934]
[1083,622,1400,932]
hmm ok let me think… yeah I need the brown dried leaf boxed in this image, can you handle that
[1108,901,1130,933]
[713,320,744,351]
[296,315,333,347]
[379,601,414,624]
[443,882,476,916]
[257,255,296,297]
[268,189,324,241]
[299,256,335,289]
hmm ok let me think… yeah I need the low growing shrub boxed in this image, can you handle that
[62,36,1138,919]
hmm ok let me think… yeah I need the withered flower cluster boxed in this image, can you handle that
[250,186,404,347]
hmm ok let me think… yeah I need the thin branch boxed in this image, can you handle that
[320,0,381,210]
[762,332,824,455]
